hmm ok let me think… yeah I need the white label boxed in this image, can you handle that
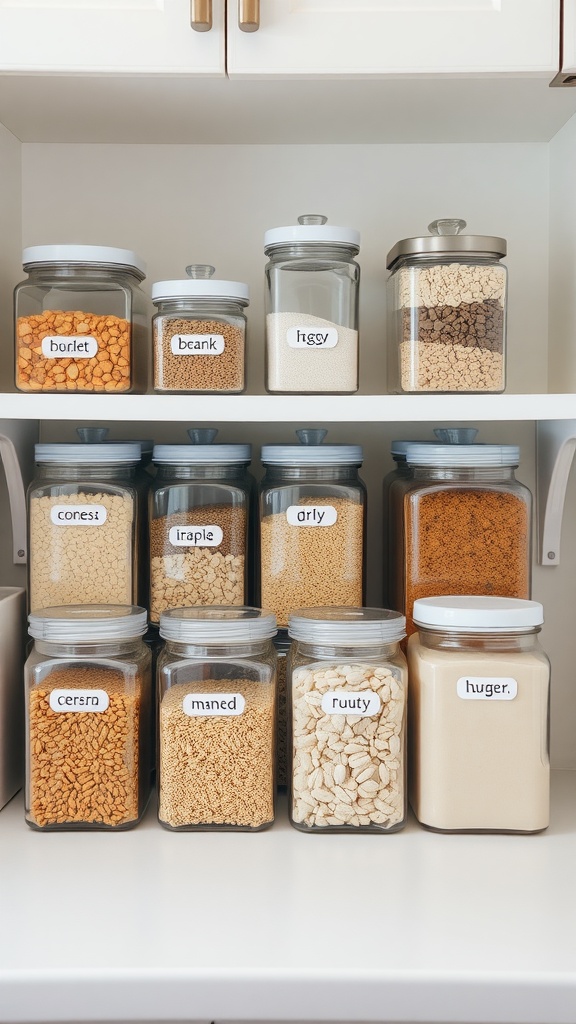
[321,690,381,716]
[41,335,98,358]
[286,505,337,527]
[457,677,518,700]
[168,525,223,547]
[287,326,339,349]
[49,689,110,713]
[183,693,245,716]
[170,334,225,356]
[50,504,108,526]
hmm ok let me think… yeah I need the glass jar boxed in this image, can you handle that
[28,442,143,612]
[288,607,407,834]
[388,442,532,638]
[152,264,249,394]
[149,429,254,625]
[15,244,149,394]
[408,596,550,834]
[386,218,507,394]
[274,628,291,788]
[25,605,151,831]
[157,606,277,831]
[259,429,366,628]
[264,213,360,393]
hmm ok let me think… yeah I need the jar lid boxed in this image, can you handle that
[159,606,277,643]
[261,428,362,467]
[75,427,154,458]
[28,604,148,642]
[413,596,544,632]
[386,218,506,270]
[264,214,360,253]
[403,443,520,467]
[288,607,406,645]
[151,264,249,305]
[22,244,146,279]
[35,442,141,465]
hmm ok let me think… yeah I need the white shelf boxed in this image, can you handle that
[0,772,575,1024]
[2,393,576,423]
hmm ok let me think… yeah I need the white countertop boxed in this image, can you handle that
[1,772,575,1024]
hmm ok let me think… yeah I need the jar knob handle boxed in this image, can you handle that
[434,427,479,444]
[296,428,328,445]
[185,264,216,279]
[76,427,109,442]
[297,214,328,225]
[428,218,466,236]
[187,428,218,444]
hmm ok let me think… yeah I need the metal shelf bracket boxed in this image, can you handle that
[536,419,576,565]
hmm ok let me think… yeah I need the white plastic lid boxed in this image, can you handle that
[412,596,544,632]
[264,214,360,253]
[22,245,146,279]
[153,444,251,465]
[35,443,141,465]
[261,428,362,467]
[288,607,406,645]
[403,443,520,467]
[28,605,148,642]
[159,606,277,643]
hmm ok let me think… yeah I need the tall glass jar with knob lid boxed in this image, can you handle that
[14,244,149,393]
[152,264,249,394]
[149,429,254,624]
[386,219,507,393]
[264,214,360,393]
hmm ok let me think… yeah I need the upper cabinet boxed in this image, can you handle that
[227,0,560,78]
[0,0,225,74]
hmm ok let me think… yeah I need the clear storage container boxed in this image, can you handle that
[386,219,507,394]
[28,442,143,612]
[149,429,254,624]
[259,429,366,628]
[274,629,291,788]
[25,605,151,830]
[152,264,249,393]
[15,244,149,393]
[388,441,531,638]
[157,606,277,831]
[408,596,550,833]
[264,214,360,393]
[288,607,407,833]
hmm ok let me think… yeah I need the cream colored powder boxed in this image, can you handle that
[266,312,358,393]
[407,636,550,832]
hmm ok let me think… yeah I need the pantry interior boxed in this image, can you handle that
[2,4,576,1018]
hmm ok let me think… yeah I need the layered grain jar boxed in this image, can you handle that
[408,596,550,834]
[157,607,277,831]
[27,442,143,612]
[152,264,249,393]
[264,214,360,393]
[386,219,507,393]
[149,431,253,624]
[259,430,366,629]
[25,605,151,831]
[14,245,149,393]
[388,442,531,638]
[288,607,407,833]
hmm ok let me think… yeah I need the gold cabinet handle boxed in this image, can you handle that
[239,0,260,32]
[190,0,212,32]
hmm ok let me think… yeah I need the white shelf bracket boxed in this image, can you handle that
[0,433,27,565]
[536,420,576,566]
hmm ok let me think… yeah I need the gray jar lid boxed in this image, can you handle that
[159,606,277,643]
[403,443,520,467]
[288,607,406,645]
[153,428,251,465]
[28,604,148,642]
[35,442,141,464]
[386,218,506,270]
[261,428,363,467]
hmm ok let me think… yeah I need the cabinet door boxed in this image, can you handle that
[227,0,559,77]
[0,0,225,74]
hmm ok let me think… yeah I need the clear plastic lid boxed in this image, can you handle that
[28,604,148,642]
[413,596,544,632]
[151,264,249,305]
[261,429,363,467]
[35,443,141,465]
[386,218,506,270]
[288,607,406,645]
[403,443,520,467]
[22,244,146,280]
[159,606,277,643]
[264,214,360,253]
[153,428,251,466]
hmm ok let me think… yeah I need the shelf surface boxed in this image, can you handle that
[2,392,576,423]
[1,772,575,1024]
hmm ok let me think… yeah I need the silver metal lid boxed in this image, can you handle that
[386,218,506,270]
